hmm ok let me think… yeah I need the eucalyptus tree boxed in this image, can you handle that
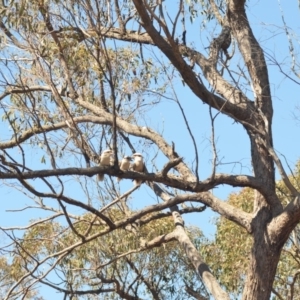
[0,1,299,300]
[202,162,300,299]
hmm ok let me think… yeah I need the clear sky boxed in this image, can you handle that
[0,0,300,298]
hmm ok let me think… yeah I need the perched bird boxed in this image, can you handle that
[131,153,145,186]
[117,156,133,182]
[97,149,113,181]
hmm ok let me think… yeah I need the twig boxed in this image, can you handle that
[99,185,140,213]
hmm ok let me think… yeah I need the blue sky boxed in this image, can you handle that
[0,0,300,297]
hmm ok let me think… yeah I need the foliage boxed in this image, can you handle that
[201,188,253,297]
[0,0,300,299]
[3,212,208,299]
[202,163,300,299]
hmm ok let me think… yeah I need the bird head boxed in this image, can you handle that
[101,149,113,157]
[123,156,133,161]
[132,153,143,161]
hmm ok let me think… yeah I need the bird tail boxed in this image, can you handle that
[134,179,142,186]
[97,174,104,181]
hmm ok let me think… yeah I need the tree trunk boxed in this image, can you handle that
[243,134,283,299]
[242,228,281,300]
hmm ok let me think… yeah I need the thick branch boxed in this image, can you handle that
[0,165,263,198]
[268,195,300,246]
[161,157,183,177]
[227,0,273,120]
[131,0,252,124]
[114,192,252,234]
[179,45,253,116]
[173,225,230,300]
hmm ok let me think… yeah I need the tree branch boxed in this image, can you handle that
[227,0,273,120]
[0,163,264,197]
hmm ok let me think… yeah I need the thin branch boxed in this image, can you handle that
[32,277,115,296]
[185,283,208,300]
[173,95,200,183]
[271,288,285,300]
[99,185,140,213]
[96,231,177,269]
[208,0,225,25]
[278,0,299,79]
[126,258,160,300]
[171,0,183,39]
[290,269,300,300]
[0,213,64,231]
[257,135,299,197]
[208,105,218,179]
[0,155,116,228]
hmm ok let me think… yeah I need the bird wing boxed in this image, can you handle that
[119,159,129,171]
[100,156,111,165]
[131,162,137,171]
[138,162,145,172]
[132,161,144,172]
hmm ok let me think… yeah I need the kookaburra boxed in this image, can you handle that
[117,156,132,182]
[131,153,145,186]
[97,149,113,181]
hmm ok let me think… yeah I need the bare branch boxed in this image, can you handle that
[228,0,272,120]
[185,283,208,300]
[99,185,140,213]
[161,157,183,177]
[0,163,265,196]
